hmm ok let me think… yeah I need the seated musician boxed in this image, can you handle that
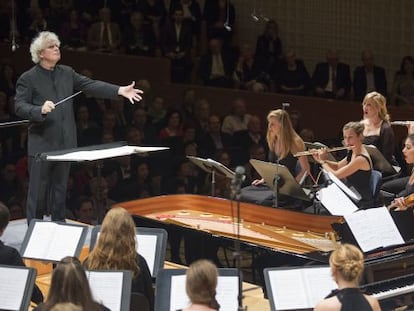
[0,201,44,306]
[83,207,154,311]
[388,133,414,211]
[314,243,381,311]
[245,109,309,207]
[361,92,396,166]
[312,122,375,209]
[178,259,220,311]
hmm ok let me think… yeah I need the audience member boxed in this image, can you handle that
[312,50,351,99]
[198,38,235,88]
[0,201,44,305]
[254,19,283,79]
[137,0,167,42]
[123,11,157,56]
[60,9,88,51]
[161,5,193,83]
[275,49,311,96]
[221,98,251,135]
[314,244,381,311]
[233,43,269,92]
[34,256,109,311]
[84,207,154,311]
[391,55,414,107]
[73,196,95,224]
[353,49,387,101]
[87,7,122,53]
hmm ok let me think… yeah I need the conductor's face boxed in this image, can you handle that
[39,42,61,67]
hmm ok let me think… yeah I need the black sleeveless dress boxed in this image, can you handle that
[325,288,373,311]
[345,152,373,208]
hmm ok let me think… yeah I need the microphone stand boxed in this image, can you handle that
[230,167,247,311]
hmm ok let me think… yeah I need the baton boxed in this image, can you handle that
[54,91,83,107]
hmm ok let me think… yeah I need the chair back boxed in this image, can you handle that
[130,292,150,311]
[370,169,382,198]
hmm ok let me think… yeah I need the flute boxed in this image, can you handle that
[294,146,353,157]
[390,121,414,126]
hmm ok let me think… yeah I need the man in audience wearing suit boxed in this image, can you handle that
[312,50,352,99]
[353,49,387,101]
[0,201,44,305]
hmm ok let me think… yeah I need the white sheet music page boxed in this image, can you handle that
[87,271,123,311]
[23,222,83,261]
[344,206,405,252]
[170,275,189,311]
[169,275,238,311]
[136,235,157,276]
[0,267,29,310]
[318,183,359,216]
[46,146,168,161]
[269,268,336,310]
[215,276,238,310]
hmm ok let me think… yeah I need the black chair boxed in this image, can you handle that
[130,292,150,311]
[370,169,383,206]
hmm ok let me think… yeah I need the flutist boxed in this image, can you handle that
[312,122,375,209]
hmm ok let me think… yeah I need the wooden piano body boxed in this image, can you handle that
[117,194,341,260]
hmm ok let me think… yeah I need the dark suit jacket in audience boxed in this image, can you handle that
[312,62,351,98]
[353,65,387,101]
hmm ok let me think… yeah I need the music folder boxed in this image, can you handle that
[86,270,132,311]
[264,266,337,311]
[90,226,167,278]
[249,159,310,201]
[187,155,235,179]
[20,219,88,262]
[155,268,239,311]
[0,265,37,311]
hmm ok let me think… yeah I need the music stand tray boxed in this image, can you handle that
[187,156,235,179]
[250,159,310,201]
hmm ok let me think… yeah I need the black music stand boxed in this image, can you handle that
[187,156,235,196]
[250,159,310,202]
[39,141,169,223]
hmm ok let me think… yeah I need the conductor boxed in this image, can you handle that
[15,31,143,224]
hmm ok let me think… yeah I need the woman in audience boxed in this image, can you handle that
[312,121,375,208]
[391,55,414,107]
[181,259,220,311]
[361,91,396,165]
[33,256,108,311]
[84,207,154,311]
[314,243,381,311]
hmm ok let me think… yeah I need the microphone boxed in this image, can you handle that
[231,166,246,197]
[224,23,232,31]
[282,102,290,110]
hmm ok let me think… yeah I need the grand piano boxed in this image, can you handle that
[117,194,414,310]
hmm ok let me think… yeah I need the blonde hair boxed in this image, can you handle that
[186,260,220,310]
[30,31,61,64]
[343,121,365,136]
[266,109,300,159]
[330,244,364,282]
[85,207,140,276]
[362,92,390,123]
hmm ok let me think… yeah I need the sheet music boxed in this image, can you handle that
[169,275,239,311]
[344,206,405,252]
[268,267,336,310]
[87,271,124,311]
[0,267,29,310]
[46,146,168,161]
[317,183,359,216]
[136,235,157,276]
[170,275,189,311]
[23,222,83,261]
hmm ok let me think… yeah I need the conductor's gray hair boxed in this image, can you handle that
[30,31,61,64]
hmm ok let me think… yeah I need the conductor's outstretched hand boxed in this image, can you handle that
[118,81,143,103]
